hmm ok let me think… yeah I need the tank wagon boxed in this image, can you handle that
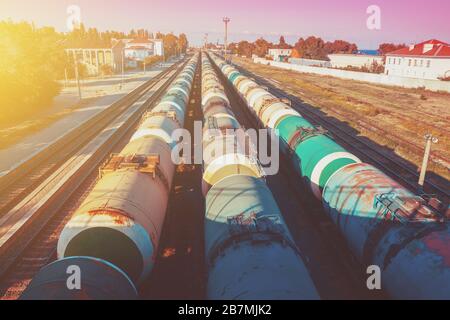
[201,52,319,299]
[201,54,263,195]
[22,54,199,300]
[208,52,450,299]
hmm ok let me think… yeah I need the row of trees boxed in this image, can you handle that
[228,35,406,60]
[227,36,358,60]
[293,37,357,60]
[162,33,188,58]
[66,24,189,59]
[65,24,126,48]
[378,43,407,55]
[0,20,189,126]
[0,21,66,125]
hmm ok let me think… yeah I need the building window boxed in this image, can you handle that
[408,59,412,66]
[420,60,423,67]
[398,58,401,65]
[414,59,417,66]
[427,60,431,68]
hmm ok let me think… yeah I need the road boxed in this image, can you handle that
[0,62,176,177]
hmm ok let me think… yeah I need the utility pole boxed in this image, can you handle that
[204,33,208,50]
[121,49,124,89]
[64,68,68,89]
[223,17,230,58]
[74,60,82,99]
[418,134,438,188]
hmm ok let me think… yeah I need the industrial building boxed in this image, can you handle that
[65,40,125,76]
[288,57,331,67]
[328,53,384,69]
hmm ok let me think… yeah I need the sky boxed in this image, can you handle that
[0,0,449,49]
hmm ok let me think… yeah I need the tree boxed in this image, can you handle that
[66,25,127,48]
[0,21,64,125]
[163,33,179,58]
[237,41,255,57]
[277,35,291,49]
[227,42,238,54]
[378,43,407,55]
[325,40,358,54]
[86,27,101,47]
[178,33,188,53]
[128,29,137,38]
[253,38,272,57]
[291,48,302,58]
[292,36,357,60]
[294,36,328,60]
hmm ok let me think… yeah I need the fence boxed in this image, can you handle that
[252,58,450,93]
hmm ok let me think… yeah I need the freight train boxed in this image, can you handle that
[201,52,319,299]
[21,54,199,300]
[208,52,450,299]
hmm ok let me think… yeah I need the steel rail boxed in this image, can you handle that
[0,58,190,295]
[208,54,377,299]
[0,62,180,217]
[232,64,449,205]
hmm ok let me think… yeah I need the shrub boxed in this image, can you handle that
[144,55,162,67]
[100,64,114,76]
[0,21,64,126]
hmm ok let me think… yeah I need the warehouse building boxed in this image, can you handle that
[65,41,125,76]
[328,53,384,69]
[66,38,165,74]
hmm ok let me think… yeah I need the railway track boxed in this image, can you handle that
[313,79,450,137]
[1,53,445,300]
[209,54,379,299]
[239,60,450,167]
[232,63,449,206]
[0,58,189,299]
[142,59,205,299]
[0,168,99,299]
[0,62,180,218]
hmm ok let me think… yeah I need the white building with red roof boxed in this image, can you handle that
[385,39,450,80]
[124,38,164,67]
